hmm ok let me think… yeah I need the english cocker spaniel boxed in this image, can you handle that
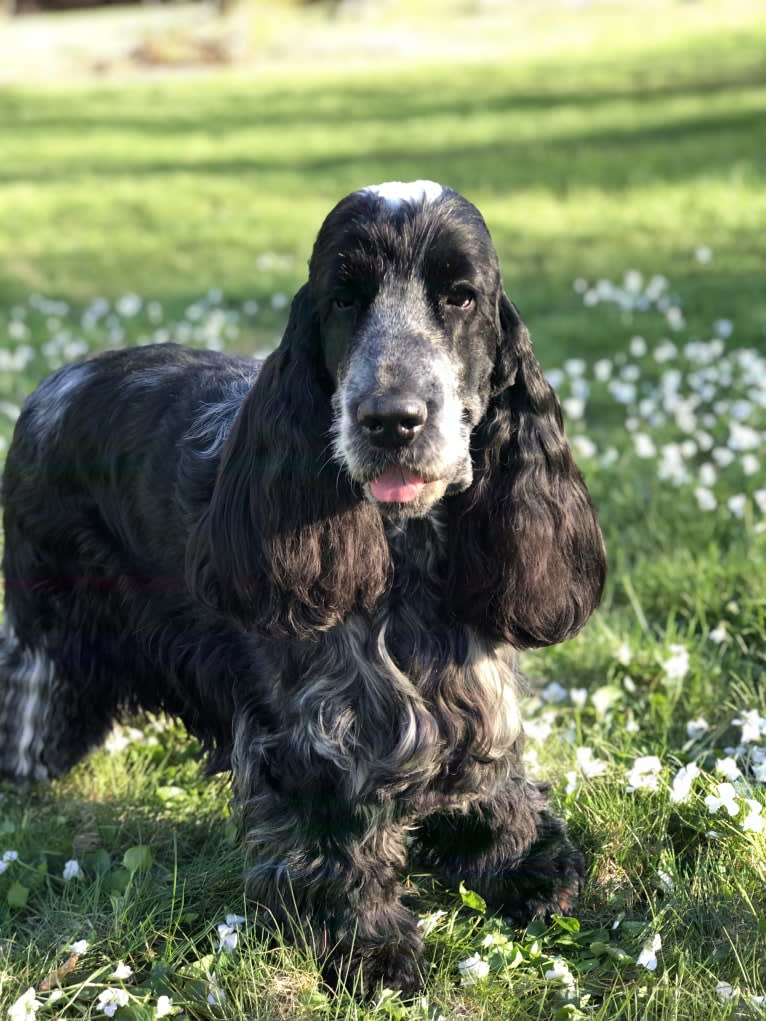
[0,180,606,997]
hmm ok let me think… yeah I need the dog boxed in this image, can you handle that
[0,180,606,997]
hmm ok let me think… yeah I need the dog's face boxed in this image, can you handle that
[309,181,505,519]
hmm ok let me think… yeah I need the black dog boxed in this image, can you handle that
[0,181,606,996]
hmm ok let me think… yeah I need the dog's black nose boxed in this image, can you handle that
[357,394,428,448]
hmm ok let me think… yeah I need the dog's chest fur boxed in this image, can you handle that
[267,514,522,803]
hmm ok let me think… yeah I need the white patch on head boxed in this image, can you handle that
[362,180,445,209]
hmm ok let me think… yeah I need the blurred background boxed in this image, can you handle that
[0,0,763,370]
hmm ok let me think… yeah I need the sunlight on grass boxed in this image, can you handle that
[1,2,765,1019]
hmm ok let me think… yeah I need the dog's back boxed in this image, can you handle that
[0,343,259,781]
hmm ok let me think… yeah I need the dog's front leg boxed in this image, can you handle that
[414,777,585,924]
[234,762,424,998]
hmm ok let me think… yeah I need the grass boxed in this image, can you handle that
[1,1,766,1018]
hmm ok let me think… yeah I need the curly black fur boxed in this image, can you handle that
[0,181,605,998]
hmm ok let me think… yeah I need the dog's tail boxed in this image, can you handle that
[0,620,55,783]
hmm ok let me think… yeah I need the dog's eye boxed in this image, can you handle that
[333,295,356,311]
[446,289,475,310]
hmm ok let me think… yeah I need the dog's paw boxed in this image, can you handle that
[325,938,424,1000]
[500,832,586,925]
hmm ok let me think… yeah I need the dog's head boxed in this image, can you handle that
[188,182,606,646]
[311,181,504,518]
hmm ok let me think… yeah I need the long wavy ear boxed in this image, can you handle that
[187,284,391,637]
[447,293,606,649]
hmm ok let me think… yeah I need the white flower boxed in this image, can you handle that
[694,245,713,264]
[592,686,621,716]
[593,358,612,381]
[666,307,685,330]
[458,953,490,986]
[727,494,747,519]
[2,850,19,862]
[571,375,590,398]
[620,364,641,382]
[565,771,578,795]
[562,397,585,421]
[735,709,766,744]
[270,292,289,310]
[705,782,739,816]
[608,380,637,405]
[741,799,764,833]
[716,980,736,1002]
[8,987,41,1021]
[573,278,588,294]
[544,957,576,989]
[754,489,766,514]
[629,335,647,357]
[633,433,656,459]
[626,755,663,793]
[564,358,586,377]
[662,644,689,681]
[570,688,588,708]
[657,869,675,892]
[728,423,760,451]
[654,340,677,363]
[742,454,760,476]
[62,859,82,881]
[708,624,727,644]
[111,962,133,980]
[525,716,554,743]
[541,681,568,704]
[206,973,226,1006]
[712,446,735,467]
[715,758,742,781]
[669,763,700,804]
[658,443,690,485]
[571,435,597,459]
[616,642,632,666]
[636,933,661,971]
[696,432,714,453]
[576,746,607,778]
[0,861,8,875]
[418,909,447,936]
[96,988,130,1018]
[116,293,142,318]
[156,996,173,1018]
[217,923,239,953]
[105,724,145,755]
[713,318,733,338]
[686,717,709,741]
[694,486,717,511]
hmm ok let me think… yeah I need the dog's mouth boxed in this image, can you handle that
[364,466,449,517]
[368,467,427,504]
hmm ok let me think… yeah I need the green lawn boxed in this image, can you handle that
[1,2,766,1019]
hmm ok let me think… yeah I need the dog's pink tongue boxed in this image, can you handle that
[369,468,425,503]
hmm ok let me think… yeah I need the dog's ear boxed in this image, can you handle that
[447,293,606,649]
[186,284,391,637]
